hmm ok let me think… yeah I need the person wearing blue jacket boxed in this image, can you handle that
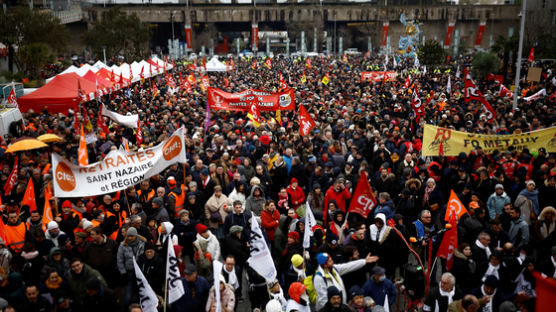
[172,266,210,312]
[362,266,397,309]
[486,184,511,220]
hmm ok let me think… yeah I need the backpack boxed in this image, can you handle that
[304,271,325,303]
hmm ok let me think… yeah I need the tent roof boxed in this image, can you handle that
[206,57,228,72]
[18,73,97,114]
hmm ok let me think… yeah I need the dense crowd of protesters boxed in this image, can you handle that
[0,52,555,312]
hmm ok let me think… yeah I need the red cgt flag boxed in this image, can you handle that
[298,104,315,136]
[265,57,272,69]
[136,120,143,145]
[348,170,377,219]
[444,190,468,221]
[21,178,37,213]
[4,156,18,196]
[78,124,88,166]
[411,87,425,119]
[437,211,458,270]
[464,68,496,121]
[534,272,556,312]
[42,185,54,231]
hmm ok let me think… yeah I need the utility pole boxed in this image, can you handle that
[513,0,527,110]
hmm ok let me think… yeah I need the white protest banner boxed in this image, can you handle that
[247,215,277,281]
[101,105,138,128]
[212,260,223,312]
[52,127,186,197]
[166,240,185,304]
[303,202,316,249]
[133,257,159,312]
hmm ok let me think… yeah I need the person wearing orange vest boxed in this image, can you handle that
[109,201,128,241]
[5,211,29,253]
[57,200,81,242]
[137,180,155,211]
[167,177,185,219]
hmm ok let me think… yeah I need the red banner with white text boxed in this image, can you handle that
[475,21,486,48]
[361,71,398,82]
[207,87,295,112]
[444,22,455,48]
[381,22,389,47]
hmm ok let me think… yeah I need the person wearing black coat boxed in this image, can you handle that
[450,244,478,293]
[136,241,165,296]
[470,275,507,312]
[222,227,250,268]
[223,202,252,237]
[82,278,121,312]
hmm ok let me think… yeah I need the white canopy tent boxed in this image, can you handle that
[205,57,228,72]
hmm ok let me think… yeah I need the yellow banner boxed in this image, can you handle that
[422,124,556,156]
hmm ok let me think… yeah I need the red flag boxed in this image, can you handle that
[246,98,261,128]
[21,178,37,213]
[534,272,556,312]
[152,81,159,97]
[411,87,425,118]
[298,104,315,136]
[78,124,88,166]
[97,104,109,135]
[348,171,377,218]
[201,75,210,91]
[528,47,534,64]
[549,91,556,103]
[139,66,145,83]
[265,57,272,69]
[136,121,143,145]
[0,217,7,246]
[464,68,496,120]
[7,88,18,108]
[187,73,196,86]
[278,73,288,91]
[251,59,258,70]
[223,77,230,88]
[167,75,177,89]
[305,58,312,68]
[437,212,457,270]
[230,59,235,70]
[42,185,54,231]
[403,75,411,89]
[4,156,18,196]
[183,81,192,93]
[499,84,513,98]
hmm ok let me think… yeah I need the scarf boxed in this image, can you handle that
[293,265,306,281]
[369,224,388,243]
[439,286,456,305]
[46,275,63,290]
[480,285,496,312]
[519,189,539,215]
[482,263,500,282]
[552,256,556,278]
[21,250,39,260]
[423,186,434,204]
[223,266,239,290]
[540,220,556,239]
[475,239,491,259]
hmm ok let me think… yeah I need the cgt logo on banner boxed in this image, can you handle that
[52,127,187,197]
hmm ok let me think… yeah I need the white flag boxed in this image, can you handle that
[384,54,388,66]
[247,215,277,281]
[303,202,316,249]
[384,293,390,312]
[393,56,398,68]
[133,257,159,312]
[552,76,556,86]
[447,76,451,94]
[523,88,547,102]
[166,241,185,304]
[456,65,461,78]
[212,260,223,312]
[101,105,138,129]
[414,56,420,69]
[423,65,427,74]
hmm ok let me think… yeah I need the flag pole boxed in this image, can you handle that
[163,238,169,312]
[512,0,527,110]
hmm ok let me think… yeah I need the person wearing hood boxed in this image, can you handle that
[368,213,399,277]
[117,226,146,306]
[286,282,310,312]
[287,178,306,210]
[205,275,236,312]
[82,277,119,312]
[324,178,351,219]
[68,258,107,310]
[245,184,266,216]
[41,247,71,281]
[45,221,66,247]
[329,210,347,244]
[451,243,479,293]
[157,221,178,250]
[313,252,379,311]
[535,206,556,260]
[487,184,511,221]
[514,180,539,225]
[320,286,352,312]
[193,223,221,278]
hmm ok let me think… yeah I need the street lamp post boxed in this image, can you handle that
[513,0,527,111]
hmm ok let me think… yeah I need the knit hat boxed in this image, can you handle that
[229,225,243,235]
[288,282,306,304]
[288,231,300,241]
[82,219,93,230]
[484,275,499,288]
[62,200,72,208]
[47,221,59,231]
[327,286,341,300]
[196,223,208,234]
[57,234,69,246]
[167,176,177,186]
[291,177,298,184]
[495,184,504,190]
[144,241,155,251]
[85,277,102,291]
[126,227,138,236]
[348,285,364,301]
[200,168,209,176]
[316,253,329,265]
[326,232,339,245]
[265,299,283,312]
[75,232,88,239]
[291,254,304,268]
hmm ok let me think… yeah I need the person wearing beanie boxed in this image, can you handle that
[83,277,119,311]
[283,253,307,296]
[136,240,165,295]
[486,184,511,220]
[45,221,66,247]
[287,177,306,210]
[348,285,371,312]
[117,226,146,305]
[320,286,351,312]
[57,199,81,243]
[279,231,304,275]
[193,222,221,278]
[286,282,310,312]
[266,299,284,312]
[313,252,379,310]
[151,196,170,224]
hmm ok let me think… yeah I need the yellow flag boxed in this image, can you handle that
[322,75,329,85]
[301,74,307,83]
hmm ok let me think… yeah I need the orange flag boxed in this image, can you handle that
[444,190,468,222]
[0,217,6,245]
[21,178,37,213]
[78,124,88,166]
[42,185,54,231]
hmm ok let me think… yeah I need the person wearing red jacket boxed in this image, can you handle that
[261,200,280,242]
[323,178,352,228]
[287,178,306,210]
